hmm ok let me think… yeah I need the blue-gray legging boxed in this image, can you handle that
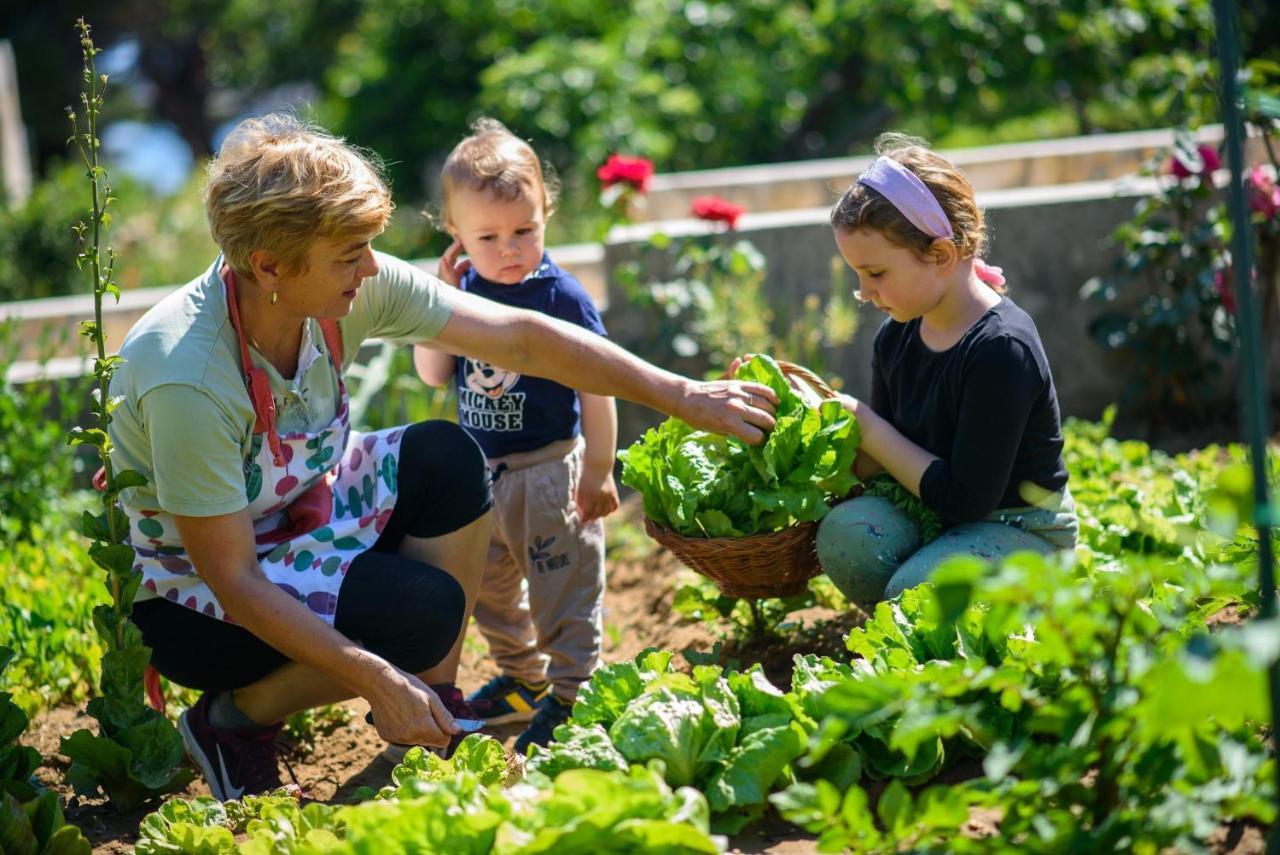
[816,491,1079,607]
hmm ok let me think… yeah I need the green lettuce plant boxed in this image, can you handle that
[136,733,723,854]
[528,649,807,833]
[620,355,859,537]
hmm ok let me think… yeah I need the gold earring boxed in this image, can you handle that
[270,290,278,305]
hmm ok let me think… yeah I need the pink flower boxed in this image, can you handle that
[1169,145,1221,180]
[691,195,745,229]
[1213,269,1237,315]
[1247,166,1280,219]
[597,154,654,193]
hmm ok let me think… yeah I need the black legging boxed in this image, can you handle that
[132,420,492,693]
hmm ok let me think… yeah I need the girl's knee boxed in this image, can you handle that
[817,496,921,607]
[882,522,1053,600]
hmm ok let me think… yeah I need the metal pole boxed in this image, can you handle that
[1211,1,1280,848]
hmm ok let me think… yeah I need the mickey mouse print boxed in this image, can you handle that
[458,357,526,432]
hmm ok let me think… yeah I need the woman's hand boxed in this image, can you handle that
[366,669,459,749]
[677,378,778,444]
[436,240,472,287]
[576,465,620,522]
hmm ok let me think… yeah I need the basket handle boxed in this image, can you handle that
[778,360,838,400]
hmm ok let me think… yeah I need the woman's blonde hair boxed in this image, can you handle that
[440,118,559,230]
[831,133,994,286]
[204,113,393,279]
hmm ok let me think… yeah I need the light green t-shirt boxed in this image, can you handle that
[108,252,454,518]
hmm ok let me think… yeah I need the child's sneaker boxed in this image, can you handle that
[178,693,284,801]
[466,675,549,726]
[514,693,573,754]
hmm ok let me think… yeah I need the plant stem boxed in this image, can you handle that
[75,20,124,651]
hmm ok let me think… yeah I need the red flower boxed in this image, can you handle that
[691,195,745,229]
[1213,268,1237,315]
[1169,145,1221,180]
[1247,166,1280,219]
[597,154,654,193]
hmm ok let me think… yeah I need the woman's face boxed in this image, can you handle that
[272,233,382,319]
[834,227,945,322]
[449,187,546,285]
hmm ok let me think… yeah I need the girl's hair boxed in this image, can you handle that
[831,133,994,285]
[204,113,392,280]
[440,118,559,229]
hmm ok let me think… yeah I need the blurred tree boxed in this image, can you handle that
[2,1,362,168]
[317,0,603,198]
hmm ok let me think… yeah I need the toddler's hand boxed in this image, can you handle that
[576,467,620,522]
[437,239,472,287]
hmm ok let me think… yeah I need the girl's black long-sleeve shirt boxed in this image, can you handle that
[869,297,1069,523]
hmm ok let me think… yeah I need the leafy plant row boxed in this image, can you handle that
[134,544,1273,854]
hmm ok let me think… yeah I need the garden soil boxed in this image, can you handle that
[20,498,1265,854]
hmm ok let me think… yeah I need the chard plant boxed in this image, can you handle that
[58,18,193,809]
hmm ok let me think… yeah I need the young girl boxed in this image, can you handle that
[816,133,1078,607]
[414,119,618,752]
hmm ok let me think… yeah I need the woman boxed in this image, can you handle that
[109,113,778,800]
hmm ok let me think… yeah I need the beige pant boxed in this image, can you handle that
[471,437,606,701]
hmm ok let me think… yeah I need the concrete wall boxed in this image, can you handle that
[638,124,1267,222]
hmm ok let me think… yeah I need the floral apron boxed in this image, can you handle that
[130,269,405,625]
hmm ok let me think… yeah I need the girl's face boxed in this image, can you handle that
[834,227,946,322]
[449,187,546,285]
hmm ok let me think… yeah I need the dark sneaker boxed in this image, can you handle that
[466,675,549,726]
[378,684,485,764]
[178,693,284,801]
[514,693,574,754]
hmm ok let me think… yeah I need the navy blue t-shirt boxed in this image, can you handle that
[454,254,608,458]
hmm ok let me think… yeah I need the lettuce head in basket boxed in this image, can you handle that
[620,355,859,537]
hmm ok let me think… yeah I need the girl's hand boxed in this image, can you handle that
[437,239,472,287]
[576,466,620,522]
[837,393,866,418]
[720,353,761,380]
[367,670,459,749]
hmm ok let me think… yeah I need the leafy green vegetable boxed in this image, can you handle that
[620,355,859,536]
[545,651,808,824]
[137,738,722,854]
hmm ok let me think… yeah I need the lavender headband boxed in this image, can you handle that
[858,156,954,239]
[857,156,1005,287]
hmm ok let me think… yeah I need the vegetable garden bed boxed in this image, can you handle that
[5,413,1278,854]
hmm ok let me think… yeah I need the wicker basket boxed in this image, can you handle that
[644,361,844,599]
